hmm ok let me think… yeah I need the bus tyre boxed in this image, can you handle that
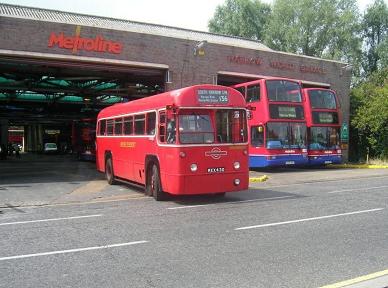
[105,157,116,185]
[149,164,165,201]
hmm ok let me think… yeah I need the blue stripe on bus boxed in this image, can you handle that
[249,154,308,168]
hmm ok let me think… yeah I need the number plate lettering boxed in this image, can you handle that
[207,167,225,173]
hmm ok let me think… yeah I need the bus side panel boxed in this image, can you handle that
[111,137,129,180]
[96,137,107,172]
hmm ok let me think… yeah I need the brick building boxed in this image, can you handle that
[0,3,352,158]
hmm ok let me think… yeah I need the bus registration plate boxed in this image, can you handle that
[285,161,295,165]
[207,167,225,173]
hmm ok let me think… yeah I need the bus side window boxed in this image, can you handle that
[135,114,145,135]
[124,116,133,135]
[107,119,114,136]
[114,117,123,135]
[251,125,264,147]
[166,116,176,144]
[236,86,246,97]
[247,85,260,102]
[146,112,156,135]
[159,112,166,142]
[99,120,106,136]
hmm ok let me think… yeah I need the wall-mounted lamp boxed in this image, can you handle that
[194,40,207,56]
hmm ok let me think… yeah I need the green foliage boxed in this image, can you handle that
[350,68,388,160]
[264,0,361,64]
[208,0,271,41]
[362,0,388,76]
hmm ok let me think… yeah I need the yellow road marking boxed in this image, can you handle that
[70,180,108,195]
[329,164,388,169]
[249,175,269,183]
[319,268,388,288]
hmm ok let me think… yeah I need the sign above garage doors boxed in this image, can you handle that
[48,26,122,55]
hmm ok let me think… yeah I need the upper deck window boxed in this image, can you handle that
[246,85,260,103]
[308,90,337,109]
[266,80,302,103]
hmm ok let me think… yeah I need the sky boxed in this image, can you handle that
[0,0,380,32]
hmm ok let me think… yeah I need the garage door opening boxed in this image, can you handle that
[0,56,167,159]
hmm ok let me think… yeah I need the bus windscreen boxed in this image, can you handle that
[308,90,337,109]
[178,109,247,144]
[266,80,302,102]
[179,114,214,144]
[309,127,340,150]
[266,122,306,149]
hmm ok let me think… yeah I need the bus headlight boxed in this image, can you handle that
[234,162,240,170]
[190,163,198,172]
[234,179,240,185]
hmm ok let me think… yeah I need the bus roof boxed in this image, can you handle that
[97,84,245,119]
[232,77,301,88]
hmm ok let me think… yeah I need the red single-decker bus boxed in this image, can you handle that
[96,84,249,200]
[302,88,342,165]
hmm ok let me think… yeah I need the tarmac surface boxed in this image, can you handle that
[0,153,388,287]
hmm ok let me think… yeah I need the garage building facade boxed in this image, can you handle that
[0,4,352,159]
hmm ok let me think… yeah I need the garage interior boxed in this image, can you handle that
[0,56,166,154]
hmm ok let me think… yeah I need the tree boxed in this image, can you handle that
[264,0,361,64]
[362,0,388,76]
[208,0,271,41]
[350,67,388,160]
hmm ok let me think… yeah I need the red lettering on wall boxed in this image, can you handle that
[228,55,262,66]
[299,65,326,74]
[48,32,122,54]
[269,61,295,71]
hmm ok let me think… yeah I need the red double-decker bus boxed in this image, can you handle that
[233,78,308,168]
[302,88,342,165]
[96,84,249,200]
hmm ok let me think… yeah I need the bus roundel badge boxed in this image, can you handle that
[205,147,228,160]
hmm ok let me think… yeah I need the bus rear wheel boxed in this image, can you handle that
[147,164,166,201]
[105,157,116,185]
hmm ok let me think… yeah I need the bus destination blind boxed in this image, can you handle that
[197,89,229,104]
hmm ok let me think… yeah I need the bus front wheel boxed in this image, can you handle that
[105,157,116,185]
[147,164,166,201]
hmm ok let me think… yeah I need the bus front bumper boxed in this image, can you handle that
[161,172,249,195]
[308,155,342,166]
[249,155,308,168]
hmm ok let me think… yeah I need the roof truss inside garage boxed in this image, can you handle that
[0,56,166,124]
